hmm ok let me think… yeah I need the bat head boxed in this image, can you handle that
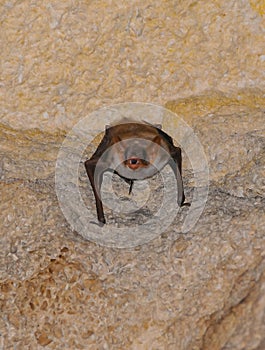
[109,135,170,180]
[123,140,150,170]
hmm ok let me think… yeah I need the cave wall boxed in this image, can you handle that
[1,0,265,131]
[1,1,265,349]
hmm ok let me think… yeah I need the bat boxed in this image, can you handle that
[84,120,189,225]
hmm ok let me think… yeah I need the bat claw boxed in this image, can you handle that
[98,217,106,226]
[89,220,105,227]
[181,202,191,207]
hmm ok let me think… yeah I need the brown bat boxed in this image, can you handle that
[84,121,188,225]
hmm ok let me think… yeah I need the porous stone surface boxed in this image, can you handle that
[1,1,265,349]
[1,1,265,131]
[1,98,264,349]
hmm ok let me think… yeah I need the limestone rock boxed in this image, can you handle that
[1,1,265,132]
[1,0,265,348]
[1,96,265,349]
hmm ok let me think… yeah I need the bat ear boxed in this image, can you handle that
[152,135,161,145]
[112,137,128,164]
[147,135,161,162]
[113,135,122,143]
[112,136,127,155]
[105,124,111,130]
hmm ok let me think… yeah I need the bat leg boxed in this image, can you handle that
[123,178,134,195]
[84,158,106,225]
[122,177,134,194]
[115,172,134,195]
[128,180,134,195]
[169,147,189,207]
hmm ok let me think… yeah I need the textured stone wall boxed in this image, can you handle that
[1,0,265,131]
[0,1,265,349]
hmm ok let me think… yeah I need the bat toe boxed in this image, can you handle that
[98,217,106,226]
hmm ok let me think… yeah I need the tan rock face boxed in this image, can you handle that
[1,96,264,349]
[1,1,265,131]
[0,1,265,349]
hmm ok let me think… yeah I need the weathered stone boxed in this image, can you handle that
[1,97,264,349]
[1,1,265,349]
[1,1,264,132]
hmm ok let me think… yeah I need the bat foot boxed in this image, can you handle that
[98,217,106,226]
[89,220,105,227]
[181,202,191,207]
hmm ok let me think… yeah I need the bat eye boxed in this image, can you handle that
[124,158,149,170]
[125,157,142,170]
